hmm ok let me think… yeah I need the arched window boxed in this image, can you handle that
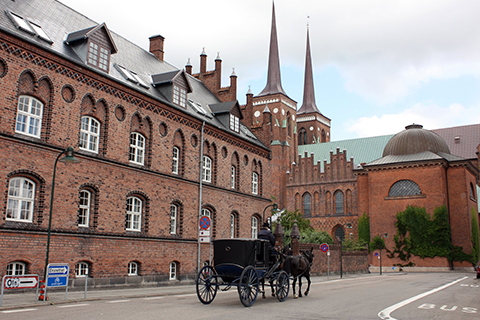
[128,262,138,276]
[16,95,43,138]
[335,227,345,242]
[335,191,344,215]
[75,262,89,277]
[170,203,178,235]
[7,177,35,222]
[78,190,91,227]
[251,216,258,239]
[129,132,145,165]
[7,262,26,275]
[202,156,212,182]
[303,193,311,218]
[79,116,100,153]
[230,213,236,238]
[231,165,236,189]
[169,261,178,280]
[252,172,259,195]
[172,146,180,174]
[388,180,421,197]
[126,196,142,231]
[298,128,307,145]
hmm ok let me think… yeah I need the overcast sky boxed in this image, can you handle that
[60,0,480,141]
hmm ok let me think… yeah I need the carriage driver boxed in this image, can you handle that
[258,222,278,262]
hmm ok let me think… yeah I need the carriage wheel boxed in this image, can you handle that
[196,265,218,304]
[275,270,290,302]
[238,266,259,307]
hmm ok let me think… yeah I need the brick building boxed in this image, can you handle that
[1,0,479,286]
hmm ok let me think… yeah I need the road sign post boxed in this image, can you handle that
[44,263,69,301]
[1,274,39,307]
[199,216,211,243]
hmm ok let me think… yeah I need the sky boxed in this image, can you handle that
[59,0,480,141]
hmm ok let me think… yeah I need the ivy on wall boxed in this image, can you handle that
[387,205,474,267]
[358,212,370,246]
[471,207,479,265]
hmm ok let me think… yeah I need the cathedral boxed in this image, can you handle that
[0,0,478,286]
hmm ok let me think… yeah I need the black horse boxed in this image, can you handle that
[283,247,314,298]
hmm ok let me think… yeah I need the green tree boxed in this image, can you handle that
[470,207,479,265]
[358,212,370,246]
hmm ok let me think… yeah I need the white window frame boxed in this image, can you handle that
[129,132,145,165]
[230,114,240,132]
[6,177,35,222]
[78,190,91,227]
[231,166,236,189]
[202,156,212,183]
[88,41,109,71]
[230,213,235,238]
[126,196,142,231]
[15,95,43,138]
[170,204,178,235]
[169,262,177,280]
[76,262,89,277]
[128,262,138,276]
[7,262,25,275]
[201,208,211,218]
[79,116,100,153]
[251,216,258,239]
[252,172,259,195]
[173,85,186,107]
[172,147,179,174]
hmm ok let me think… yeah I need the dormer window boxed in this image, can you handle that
[88,41,110,72]
[173,85,187,107]
[230,114,240,132]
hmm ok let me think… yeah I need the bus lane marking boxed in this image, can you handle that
[378,276,468,320]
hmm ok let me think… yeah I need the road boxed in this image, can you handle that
[1,272,478,319]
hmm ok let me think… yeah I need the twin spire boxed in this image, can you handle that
[258,2,320,116]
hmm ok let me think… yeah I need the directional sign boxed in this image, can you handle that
[3,275,38,289]
[46,263,69,288]
[199,216,211,230]
[320,243,329,253]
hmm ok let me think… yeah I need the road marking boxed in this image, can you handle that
[2,308,38,313]
[106,299,131,303]
[58,303,90,308]
[143,296,164,300]
[378,276,468,320]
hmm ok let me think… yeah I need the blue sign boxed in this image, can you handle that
[46,263,69,288]
[47,275,68,287]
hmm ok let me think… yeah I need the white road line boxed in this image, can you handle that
[143,296,164,300]
[2,308,38,313]
[378,276,468,320]
[106,299,131,303]
[57,303,90,308]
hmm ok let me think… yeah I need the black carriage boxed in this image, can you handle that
[196,238,290,307]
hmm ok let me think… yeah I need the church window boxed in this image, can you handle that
[388,180,421,197]
[335,190,344,215]
[303,193,311,217]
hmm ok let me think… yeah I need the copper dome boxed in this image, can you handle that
[382,124,450,157]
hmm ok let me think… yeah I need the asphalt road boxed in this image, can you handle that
[1,272,478,320]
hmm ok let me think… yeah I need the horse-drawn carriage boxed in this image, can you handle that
[195,238,290,307]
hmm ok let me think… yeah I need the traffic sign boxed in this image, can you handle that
[199,237,211,243]
[46,263,69,288]
[3,275,38,289]
[320,243,329,253]
[199,216,211,230]
[199,230,210,236]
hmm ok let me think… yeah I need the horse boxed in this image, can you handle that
[282,247,314,298]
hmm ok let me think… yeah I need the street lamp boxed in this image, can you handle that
[340,222,352,279]
[262,202,278,225]
[44,147,80,280]
[379,233,388,275]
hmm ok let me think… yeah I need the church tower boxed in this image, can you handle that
[297,25,331,145]
[242,2,297,210]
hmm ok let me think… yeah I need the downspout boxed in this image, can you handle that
[197,121,206,275]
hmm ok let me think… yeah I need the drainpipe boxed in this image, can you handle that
[197,121,206,275]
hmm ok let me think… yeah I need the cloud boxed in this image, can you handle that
[345,102,480,137]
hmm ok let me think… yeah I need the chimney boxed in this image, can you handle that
[230,68,237,100]
[185,58,192,75]
[200,48,207,75]
[215,52,222,90]
[149,35,165,61]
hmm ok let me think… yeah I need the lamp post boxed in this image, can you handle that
[262,202,278,225]
[379,233,388,275]
[44,147,80,280]
[340,222,352,279]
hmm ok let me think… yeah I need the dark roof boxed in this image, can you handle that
[209,101,243,119]
[382,124,450,157]
[257,2,287,97]
[64,22,118,53]
[0,0,268,151]
[433,123,480,160]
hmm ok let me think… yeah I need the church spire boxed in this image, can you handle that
[258,2,287,97]
[298,24,320,115]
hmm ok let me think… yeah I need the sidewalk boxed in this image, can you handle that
[0,273,377,310]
